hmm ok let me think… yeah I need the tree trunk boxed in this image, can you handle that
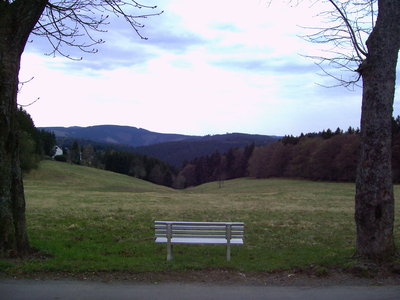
[355,0,400,260]
[0,0,47,256]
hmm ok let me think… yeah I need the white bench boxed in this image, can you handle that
[154,221,244,261]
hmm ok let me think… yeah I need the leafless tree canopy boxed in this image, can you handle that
[31,0,162,59]
[301,0,377,88]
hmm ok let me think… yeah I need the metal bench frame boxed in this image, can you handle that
[154,221,244,261]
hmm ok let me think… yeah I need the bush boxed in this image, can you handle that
[54,155,67,162]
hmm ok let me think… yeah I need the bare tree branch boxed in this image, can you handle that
[327,0,368,58]
[299,0,377,88]
[17,97,40,108]
[31,0,163,59]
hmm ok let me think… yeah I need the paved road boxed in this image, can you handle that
[1,280,399,300]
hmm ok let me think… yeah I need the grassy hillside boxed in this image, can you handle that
[2,160,399,275]
[24,160,171,193]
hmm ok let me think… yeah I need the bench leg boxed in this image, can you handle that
[226,244,231,261]
[167,243,173,261]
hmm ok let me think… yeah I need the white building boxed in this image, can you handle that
[52,146,63,157]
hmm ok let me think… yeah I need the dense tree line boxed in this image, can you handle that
[17,109,176,187]
[248,133,360,181]
[249,117,400,183]
[177,117,400,187]
[133,133,277,168]
[17,108,56,171]
[23,112,400,188]
[175,144,255,188]
[59,140,176,188]
[103,150,175,187]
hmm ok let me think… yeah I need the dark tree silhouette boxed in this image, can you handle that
[0,0,160,256]
[297,0,399,259]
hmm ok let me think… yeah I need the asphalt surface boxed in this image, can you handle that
[1,280,399,300]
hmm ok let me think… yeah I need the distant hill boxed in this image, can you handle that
[133,133,279,167]
[40,125,199,147]
[41,125,280,167]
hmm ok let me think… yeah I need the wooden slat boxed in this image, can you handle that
[171,230,227,234]
[155,225,244,230]
[155,221,244,226]
[169,226,226,230]
[155,230,230,234]
[155,230,244,234]
[155,237,244,245]
[155,234,244,239]
[155,224,244,229]
[155,232,244,237]
[170,235,227,239]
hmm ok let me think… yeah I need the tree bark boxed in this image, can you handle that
[0,0,47,256]
[355,0,400,260]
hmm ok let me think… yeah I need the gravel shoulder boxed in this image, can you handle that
[2,266,400,286]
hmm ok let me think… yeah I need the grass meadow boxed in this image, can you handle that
[2,160,400,275]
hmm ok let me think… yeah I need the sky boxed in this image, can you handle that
[18,0,399,136]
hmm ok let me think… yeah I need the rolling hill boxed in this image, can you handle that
[24,160,170,193]
[133,133,279,167]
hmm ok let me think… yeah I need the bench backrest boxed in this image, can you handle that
[154,221,244,241]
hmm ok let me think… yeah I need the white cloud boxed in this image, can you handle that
[19,0,388,136]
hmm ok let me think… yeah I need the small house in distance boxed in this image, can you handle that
[52,146,63,158]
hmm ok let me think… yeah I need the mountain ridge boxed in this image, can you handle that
[40,125,201,147]
[40,125,281,167]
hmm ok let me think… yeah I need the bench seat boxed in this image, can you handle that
[154,221,244,261]
[155,237,244,245]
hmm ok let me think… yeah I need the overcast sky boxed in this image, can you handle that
[19,0,399,136]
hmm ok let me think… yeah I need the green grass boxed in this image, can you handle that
[2,160,400,275]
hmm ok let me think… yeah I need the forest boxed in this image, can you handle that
[17,108,56,171]
[175,118,400,188]
[19,107,400,189]
[19,108,176,187]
